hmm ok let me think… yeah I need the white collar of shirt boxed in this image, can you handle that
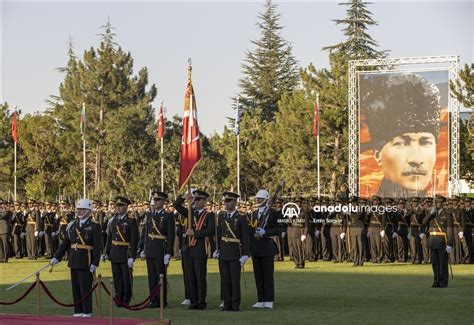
[156,209,164,215]
[79,216,90,226]
[118,213,127,220]
[198,208,205,214]
[226,210,237,217]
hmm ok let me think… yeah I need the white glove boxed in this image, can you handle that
[50,257,59,266]
[281,232,286,238]
[301,234,306,242]
[101,254,108,262]
[392,232,398,239]
[314,230,320,238]
[20,232,26,238]
[34,231,39,237]
[458,232,464,239]
[446,245,452,254]
[367,232,370,238]
[255,227,265,237]
[140,251,146,259]
[11,231,14,236]
[419,233,425,240]
[380,230,385,238]
[39,231,44,237]
[340,232,346,240]
[430,206,436,215]
[239,255,248,267]
[127,258,134,268]
[212,250,220,259]
[51,232,57,237]
[55,215,59,220]
[89,264,97,273]
[164,254,171,265]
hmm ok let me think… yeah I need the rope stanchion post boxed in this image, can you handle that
[35,273,41,316]
[109,279,114,325]
[159,274,164,321]
[98,273,102,317]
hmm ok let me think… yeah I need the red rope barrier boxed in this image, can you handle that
[0,281,37,305]
[108,283,162,311]
[39,280,98,307]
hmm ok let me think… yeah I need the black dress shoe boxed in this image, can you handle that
[232,307,240,312]
[431,284,440,288]
[148,302,159,308]
[188,304,198,310]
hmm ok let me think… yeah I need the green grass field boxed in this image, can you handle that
[0,258,473,324]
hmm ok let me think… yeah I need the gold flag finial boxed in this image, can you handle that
[188,58,192,80]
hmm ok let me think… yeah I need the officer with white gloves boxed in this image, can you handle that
[137,191,175,308]
[50,198,102,317]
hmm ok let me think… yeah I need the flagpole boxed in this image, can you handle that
[13,106,17,203]
[236,97,240,198]
[82,102,86,198]
[316,94,320,199]
[161,136,164,192]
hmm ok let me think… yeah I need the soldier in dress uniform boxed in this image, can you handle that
[57,200,75,260]
[11,202,25,259]
[272,198,285,262]
[50,198,102,317]
[382,198,397,263]
[175,204,191,306]
[173,190,216,310]
[214,192,249,312]
[0,199,12,263]
[406,197,424,263]
[422,195,454,287]
[25,200,40,259]
[286,197,308,268]
[394,199,409,262]
[450,197,464,264]
[138,191,175,308]
[103,196,139,306]
[461,197,473,263]
[348,196,366,266]
[367,195,385,263]
[329,196,347,263]
[42,202,56,259]
[247,189,280,309]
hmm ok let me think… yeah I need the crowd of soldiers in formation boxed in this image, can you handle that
[0,192,472,316]
[0,195,473,266]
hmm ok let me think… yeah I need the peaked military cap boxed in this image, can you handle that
[223,192,239,201]
[151,191,168,200]
[192,190,209,199]
[115,196,132,206]
[435,195,446,203]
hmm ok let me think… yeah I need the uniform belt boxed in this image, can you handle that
[399,223,407,225]
[148,234,166,240]
[221,236,240,243]
[14,224,23,228]
[112,240,130,247]
[370,222,381,225]
[71,243,93,250]
[430,232,446,236]
[411,223,421,227]
[290,224,304,228]
[27,222,36,225]
[44,223,52,227]
[60,222,68,225]
[454,223,460,226]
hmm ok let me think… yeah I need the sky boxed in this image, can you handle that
[1,1,473,136]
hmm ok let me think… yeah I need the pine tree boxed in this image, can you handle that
[238,0,299,122]
[0,103,15,199]
[450,63,474,108]
[324,0,387,59]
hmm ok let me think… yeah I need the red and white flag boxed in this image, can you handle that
[158,101,165,139]
[312,101,319,138]
[178,78,201,190]
[11,109,18,143]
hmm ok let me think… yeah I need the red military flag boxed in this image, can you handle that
[11,109,18,143]
[158,101,165,139]
[178,77,201,190]
[312,101,319,138]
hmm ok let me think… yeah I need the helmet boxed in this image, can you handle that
[76,199,92,210]
[255,190,270,200]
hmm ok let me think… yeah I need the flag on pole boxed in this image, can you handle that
[233,106,240,135]
[158,101,165,139]
[80,103,86,138]
[178,75,201,190]
[11,109,18,143]
[312,101,319,138]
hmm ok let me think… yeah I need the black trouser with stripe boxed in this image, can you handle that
[71,269,93,314]
[146,257,167,305]
[111,262,132,304]
[0,234,9,262]
[219,259,241,310]
[430,249,449,287]
[252,255,275,302]
[350,234,364,266]
[26,230,36,259]
[183,251,208,308]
